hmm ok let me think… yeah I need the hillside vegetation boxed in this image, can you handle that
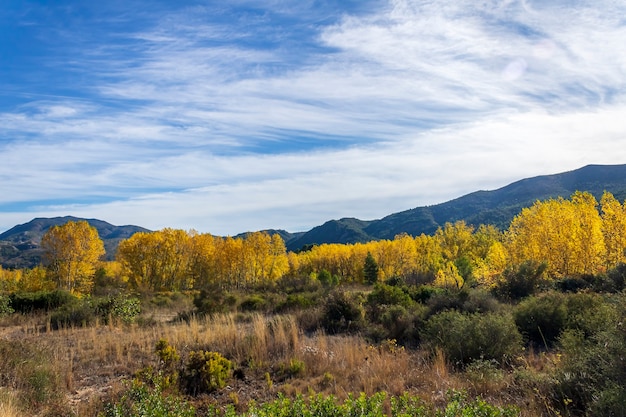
[0,191,626,416]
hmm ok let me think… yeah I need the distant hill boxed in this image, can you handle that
[2,164,626,267]
[283,164,626,251]
[0,216,149,269]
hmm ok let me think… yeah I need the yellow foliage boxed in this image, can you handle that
[41,220,105,294]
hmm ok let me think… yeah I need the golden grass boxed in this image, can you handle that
[0,311,551,416]
[0,390,23,417]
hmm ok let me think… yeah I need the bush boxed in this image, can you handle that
[180,350,233,396]
[410,285,445,304]
[98,295,141,324]
[514,292,567,347]
[514,292,615,348]
[101,378,195,417]
[367,283,413,309]
[0,295,14,316]
[551,294,626,416]
[423,310,522,365]
[274,293,318,313]
[239,294,267,312]
[461,289,502,314]
[495,260,547,300]
[50,302,97,329]
[320,290,364,334]
[9,290,76,313]
[193,288,237,316]
[425,289,468,317]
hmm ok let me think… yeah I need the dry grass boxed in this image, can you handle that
[0,311,552,416]
[0,390,23,417]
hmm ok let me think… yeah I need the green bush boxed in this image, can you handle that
[320,290,364,334]
[551,294,626,416]
[9,290,76,313]
[514,292,615,348]
[0,295,14,316]
[367,283,414,309]
[100,378,195,417]
[193,288,237,316]
[274,292,318,313]
[50,302,97,329]
[423,310,522,365]
[239,294,267,312]
[514,292,568,347]
[495,260,547,300]
[410,285,445,304]
[98,295,141,324]
[180,350,233,396]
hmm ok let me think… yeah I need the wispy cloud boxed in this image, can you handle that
[1,0,625,234]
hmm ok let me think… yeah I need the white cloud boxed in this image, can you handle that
[1,0,626,235]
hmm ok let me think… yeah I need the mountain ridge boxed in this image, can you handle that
[0,216,150,269]
[2,164,626,267]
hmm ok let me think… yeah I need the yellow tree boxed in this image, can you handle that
[41,220,105,294]
[571,191,604,274]
[507,193,604,277]
[117,229,192,291]
[600,191,626,268]
[188,232,218,289]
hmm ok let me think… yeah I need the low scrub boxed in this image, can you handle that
[423,310,522,365]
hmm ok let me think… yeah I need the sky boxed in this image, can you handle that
[1,0,626,235]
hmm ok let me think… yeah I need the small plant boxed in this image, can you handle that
[97,294,141,324]
[155,339,180,388]
[100,378,195,417]
[265,371,273,390]
[180,350,233,396]
[280,358,306,378]
[0,295,14,316]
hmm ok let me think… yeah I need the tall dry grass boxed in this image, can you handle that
[1,311,549,416]
[0,390,23,417]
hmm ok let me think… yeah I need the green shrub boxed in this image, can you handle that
[410,285,445,304]
[98,295,141,324]
[155,339,180,387]
[0,295,14,316]
[320,290,364,334]
[425,289,468,317]
[180,350,233,396]
[514,292,568,347]
[515,292,615,348]
[461,289,502,314]
[551,294,626,416]
[274,292,318,313]
[193,288,237,315]
[50,302,97,329]
[423,310,522,365]
[367,283,414,309]
[606,262,626,291]
[495,260,547,300]
[317,269,339,287]
[9,290,76,313]
[100,378,195,417]
[239,294,267,312]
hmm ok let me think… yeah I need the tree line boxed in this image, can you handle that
[1,191,626,295]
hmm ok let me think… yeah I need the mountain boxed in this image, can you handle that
[284,164,626,251]
[0,216,150,269]
[2,164,626,267]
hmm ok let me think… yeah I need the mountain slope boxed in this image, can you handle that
[2,164,626,265]
[0,216,150,269]
[284,164,626,250]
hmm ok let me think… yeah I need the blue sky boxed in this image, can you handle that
[1,0,626,235]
